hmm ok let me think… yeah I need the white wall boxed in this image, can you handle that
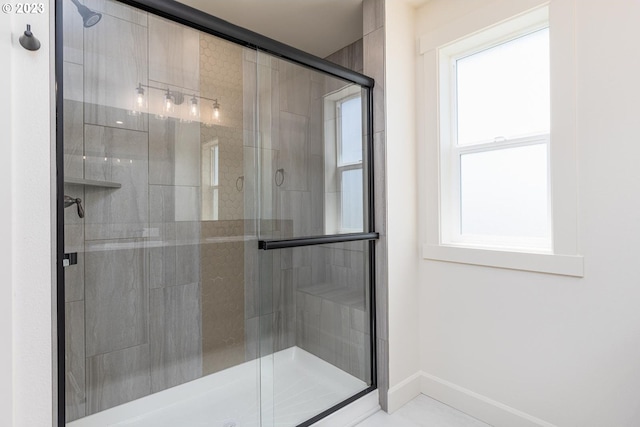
[414,0,640,426]
[0,9,13,427]
[384,0,422,412]
[3,4,57,427]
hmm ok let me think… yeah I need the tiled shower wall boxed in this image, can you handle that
[363,0,389,410]
[199,33,247,375]
[63,0,381,422]
[321,0,388,401]
[250,42,372,382]
[288,39,371,383]
[62,2,245,420]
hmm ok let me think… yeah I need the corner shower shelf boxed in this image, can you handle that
[64,177,122,189]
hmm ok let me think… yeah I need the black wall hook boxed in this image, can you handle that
[19,24,41,51]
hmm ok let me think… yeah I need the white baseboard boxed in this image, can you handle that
[420,372,557,427]
[384,371,557,427]
[387,372,423,413]
[311,390,380,427]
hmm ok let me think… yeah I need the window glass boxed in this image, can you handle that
[339,96,363,165]
[456,28,550,145]
[341,168,363,231]
[460,143,549,239]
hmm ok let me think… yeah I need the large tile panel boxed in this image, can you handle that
[86,344,151,414]
[84,13,148,131]
[279,190,312,238]
[279,60,312,117]
[201,237,245,374]
[149,15,200,91]
[364,28,385,135]
[65,301,86,422]
[277,113,309,192]
[84,125,149,240]
[150,283,202,392]
[149,117,176,185]
[64,62,84,180]
[85,240,147,357]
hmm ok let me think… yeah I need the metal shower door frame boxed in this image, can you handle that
[54,0,378,425]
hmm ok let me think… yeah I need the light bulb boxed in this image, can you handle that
[189,95,199,118]
[135,85,145,108]
[212,99,220,122]
[164,90,174,114]
[130,84,145,116]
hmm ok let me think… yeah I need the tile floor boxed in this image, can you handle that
[356,394,491,427]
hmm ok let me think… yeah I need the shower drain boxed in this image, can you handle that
[222,420,237,427]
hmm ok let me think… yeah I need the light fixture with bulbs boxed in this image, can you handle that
[131,82,221,124]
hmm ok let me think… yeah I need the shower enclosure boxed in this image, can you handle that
[57,0,377,426]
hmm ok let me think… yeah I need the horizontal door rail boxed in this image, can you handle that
[259,232,379,250]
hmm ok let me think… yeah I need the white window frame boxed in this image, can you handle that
[324,85,364,234]
[440,23,551,252]
[336,94,364,233]
[210,143,219,221]
[419,1,583,277]
[201,138,219,221]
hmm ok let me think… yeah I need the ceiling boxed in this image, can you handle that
[175,0,364,58]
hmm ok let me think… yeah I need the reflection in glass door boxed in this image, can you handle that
[255,51,375,426]
[58,1,376,426]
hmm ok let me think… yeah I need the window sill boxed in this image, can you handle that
[422,244,584,277]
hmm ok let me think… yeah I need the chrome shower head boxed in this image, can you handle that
[70,0,102,28]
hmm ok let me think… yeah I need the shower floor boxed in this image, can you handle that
[68,347,367,427]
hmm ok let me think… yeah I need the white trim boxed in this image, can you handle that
[439,10,551,253]
[420,0,549,54]
[420,372,557,427]
[420,0,580,269]
[381,371,559,426]
[422,244,584,277]
[548,0,579,256]
[387,372,423,413]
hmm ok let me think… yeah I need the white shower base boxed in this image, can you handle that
[68,347,367,427]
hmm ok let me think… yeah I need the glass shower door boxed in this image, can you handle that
[60,1,374,426]
[255,51,375,426]
[61,2,263,425]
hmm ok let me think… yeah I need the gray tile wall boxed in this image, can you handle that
[63,5,87,420]
[325,39,364,73]
[84,12,148,132]
[200,221,245,375]
[84,125,149,240]
[63,0,387,421]
[63,3,205,420]
[86,344,151,414]
[150,283,202,392]
[85,241,148,357]
[363,0,389,410]
[65,301,86,420]
[198,34,248,375]
[295,242,371,383]
[245,41,375,385]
